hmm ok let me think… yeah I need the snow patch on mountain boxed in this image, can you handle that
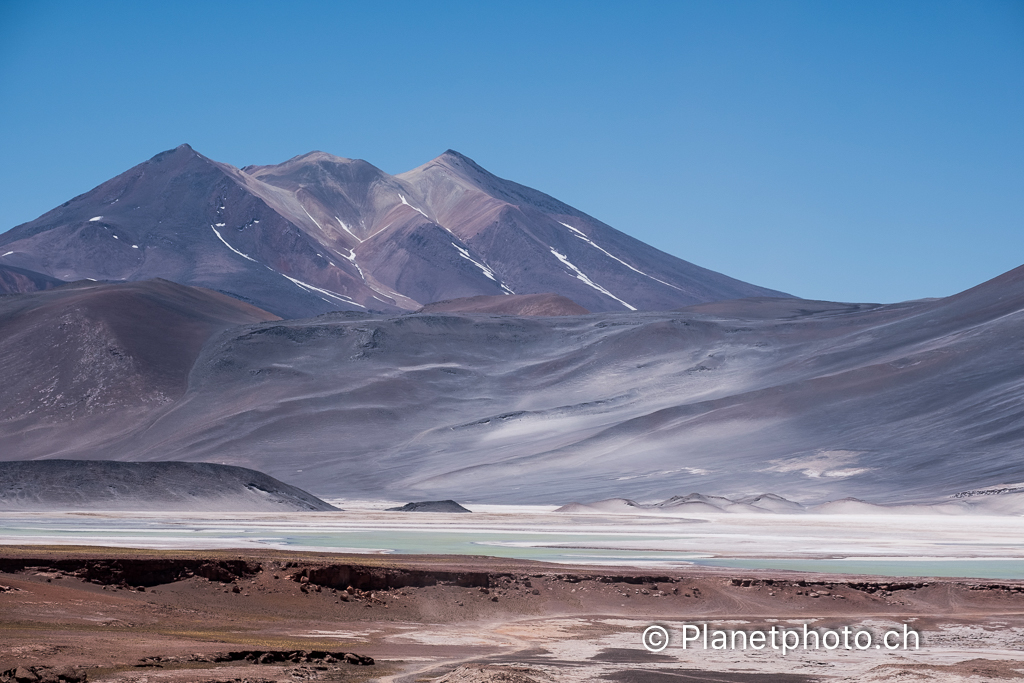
[278,272,364,308]
[399,194,429,219]
[559,221,683,292]
[302,206,326,233]
[549,247,636,311]
[344,248,365,279]
[213,223,361,307]
[211,225,258,263]
[336,217,363,243]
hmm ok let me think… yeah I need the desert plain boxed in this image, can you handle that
[2,505,1023,683]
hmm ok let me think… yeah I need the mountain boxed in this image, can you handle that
[0,145,787,317]
[0,460,336,511]
[0,263,1020,504]
[0,279,277,458]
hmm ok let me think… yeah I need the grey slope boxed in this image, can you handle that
[2,264,1020,505]
[1,146,786,317]
[0,460,336,511]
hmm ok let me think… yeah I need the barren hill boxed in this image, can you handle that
[0,279,277,457]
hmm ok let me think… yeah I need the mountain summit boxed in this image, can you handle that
[0,146,787,317]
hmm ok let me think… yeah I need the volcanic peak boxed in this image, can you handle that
[1,144,789,317]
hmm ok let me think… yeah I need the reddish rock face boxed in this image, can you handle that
[0,264,64,295]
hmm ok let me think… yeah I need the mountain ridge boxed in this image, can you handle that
[0,145,788,317]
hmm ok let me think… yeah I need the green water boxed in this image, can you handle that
[1,517,1021,579]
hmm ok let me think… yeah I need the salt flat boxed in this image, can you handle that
[2,505,1021,579]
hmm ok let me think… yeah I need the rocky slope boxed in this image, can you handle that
[0,279,277,455]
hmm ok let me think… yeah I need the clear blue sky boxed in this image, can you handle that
[1,0,1021,303]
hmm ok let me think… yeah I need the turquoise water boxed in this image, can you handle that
[0,518,705,566]
[1,515,1021,579]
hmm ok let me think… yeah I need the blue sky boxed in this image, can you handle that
[1,0,1021,303]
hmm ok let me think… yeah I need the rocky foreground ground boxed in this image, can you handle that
[1,546,1023,682]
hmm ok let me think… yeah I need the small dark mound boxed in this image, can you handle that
[386,500,471,513]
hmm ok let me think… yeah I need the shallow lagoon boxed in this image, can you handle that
[1,506,1021,580]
